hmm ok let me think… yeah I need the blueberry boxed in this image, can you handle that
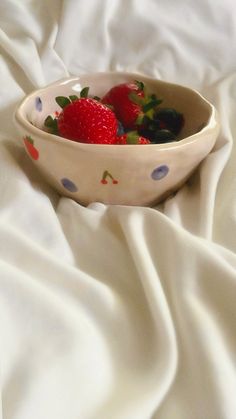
[153,129,176,144]
[154,108,184,135]
[117,121,125,136]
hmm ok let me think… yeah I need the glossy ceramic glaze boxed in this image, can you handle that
[14,72,220,206]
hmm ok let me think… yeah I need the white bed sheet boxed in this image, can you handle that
[1,1,236,418]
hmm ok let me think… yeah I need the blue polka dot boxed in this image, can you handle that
[35,97,42,111]
[61,178,78,192]
[151,165,169,180]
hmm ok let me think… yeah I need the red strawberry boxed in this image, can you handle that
[115,132,151,145]
[23,136,39,160]
[101,81,145,130]
[57,98,118,144]
[101,80,163,132]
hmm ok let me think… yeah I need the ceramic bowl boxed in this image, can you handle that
[14,72,220,206]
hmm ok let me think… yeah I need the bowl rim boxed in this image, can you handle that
[14,71,219,151]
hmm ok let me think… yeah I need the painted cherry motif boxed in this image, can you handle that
[23,136,39,160]
[101,170,118,184]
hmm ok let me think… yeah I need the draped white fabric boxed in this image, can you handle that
[1,1,236,418]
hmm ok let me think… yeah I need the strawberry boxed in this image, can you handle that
[43,84,184,146]
[101,80,162,130]
[57,98,117,144]
[101,81,144,129]
[44,89,118,144]
[115,131,151,145]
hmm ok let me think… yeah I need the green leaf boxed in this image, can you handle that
[126,131,139,144]
[44,115,55,127]
[69,95,79,102]
[80,87,89,98]
[93,96,101,101]
[134,80,144,91]
[128,92,144,105]
[135,113,144,126]
[142,99,163,113]
[55,96,71,108]
[44,115,58,134]
[151,93,157,100]
[146,109,155,119]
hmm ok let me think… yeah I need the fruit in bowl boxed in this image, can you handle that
[14,72,220,206]
[43,80,185,146]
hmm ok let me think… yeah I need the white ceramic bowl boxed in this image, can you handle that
[14,72,220,206]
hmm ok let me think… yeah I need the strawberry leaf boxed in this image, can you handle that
[135,113,144,125]
[151,94,158,100]
[142,98,163,113]
[80,87,89,98]
[69,95,79,102]
[128,92,144,105]
[126,131,139,144]
[55,96,71,108]
[44,115,55,127]
[44,115,58,134]
[134,80,144,91]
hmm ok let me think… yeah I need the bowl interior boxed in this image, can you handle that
[20,72,213,142]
